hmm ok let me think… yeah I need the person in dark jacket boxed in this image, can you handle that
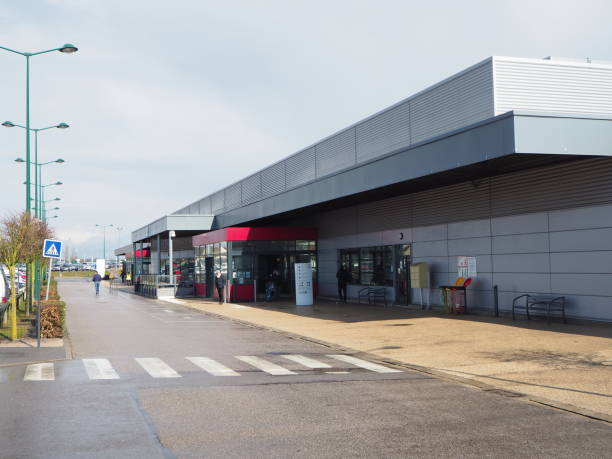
[336,265,350,303]
[92,272,102,295]
[214,271,226,304]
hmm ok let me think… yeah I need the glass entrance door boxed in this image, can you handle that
[395,245,412,305]
[205,257,214,297]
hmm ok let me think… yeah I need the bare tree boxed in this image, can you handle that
[0,212,43,340]
[21,219,54,314]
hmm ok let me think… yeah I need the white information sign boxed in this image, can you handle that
[457,256,477,278]
[294,262,313,306]
[96,259,106,276]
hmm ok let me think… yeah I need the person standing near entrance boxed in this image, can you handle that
[92,272,102,295]
[336,265,349,303]
[215,271,226,304]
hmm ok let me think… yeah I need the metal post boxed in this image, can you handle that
[25,55,30,213]
[168,231,174,281]
[38,258,52,347]
[45,258,52,301]
[494,285,499,317]
[103,226,106,260]
[157,234,161,274]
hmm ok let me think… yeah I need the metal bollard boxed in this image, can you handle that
[493,285,499,317]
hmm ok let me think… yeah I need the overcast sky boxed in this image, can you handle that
[1,0,611,259]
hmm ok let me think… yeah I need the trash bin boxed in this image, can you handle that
[439,278,472,314]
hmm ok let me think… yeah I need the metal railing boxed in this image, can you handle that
[136,274,178,299]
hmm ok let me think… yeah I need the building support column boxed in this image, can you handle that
[157,234,161,274]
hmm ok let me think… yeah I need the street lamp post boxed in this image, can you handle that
[1,43,76,343]
[96,224,114,260]
[16,155,65,218]
[115,227,124,271]
[0,44,77,213]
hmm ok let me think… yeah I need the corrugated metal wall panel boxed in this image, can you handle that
[175,206,189,215]
[198,197,212,215]
[241,173,262,204]
[318,207,357,238]
[491,157,612,216]
[494,58,612,115]
[315,128,356,177]
[188,202,200,215]
[355,99,412,163]
[261,162,285,197]
[411,61,494,144]
[286,147,316,189]
[211,191,225,213]
[357,194,412,233]
[412,181,491,227]
[225,183,242,209]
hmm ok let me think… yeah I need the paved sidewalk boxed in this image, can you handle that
[175,297,612,420]
[0,338,67,365]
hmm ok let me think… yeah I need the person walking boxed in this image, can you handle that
[336,265,349,303]
[214,271,226,304]
[92,272,102,295]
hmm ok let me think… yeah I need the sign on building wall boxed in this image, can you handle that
[457,256,477,278]
[295,262,313,306]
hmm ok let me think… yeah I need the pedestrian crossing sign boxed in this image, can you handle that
[43,239,63,259]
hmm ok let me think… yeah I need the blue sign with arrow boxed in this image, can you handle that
[42,239,63,259]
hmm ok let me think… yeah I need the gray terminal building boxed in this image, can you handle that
[120,55,612,322]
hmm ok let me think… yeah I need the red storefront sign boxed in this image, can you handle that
[192,227,317,247]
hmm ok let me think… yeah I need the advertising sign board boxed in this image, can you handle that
[294,262,313,306]
[96,259,106,276]
[457,256,477,278]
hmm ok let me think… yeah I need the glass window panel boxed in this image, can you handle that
[232,254,253,284]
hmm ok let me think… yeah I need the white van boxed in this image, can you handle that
[0,265,10,306]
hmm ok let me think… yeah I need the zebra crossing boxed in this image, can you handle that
[6,354,402,382]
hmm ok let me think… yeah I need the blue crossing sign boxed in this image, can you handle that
[42,239,63,259]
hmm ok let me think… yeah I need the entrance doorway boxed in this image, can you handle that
[256,254,294,300]
[395,244,412,305]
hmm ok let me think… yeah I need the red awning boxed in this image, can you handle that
[192,227,317,247]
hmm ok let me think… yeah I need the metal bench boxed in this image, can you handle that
[512,294,566,324]
[358,287,388,306]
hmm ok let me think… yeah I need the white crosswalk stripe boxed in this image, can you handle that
[9,355,402,382]
[236,356,297,375]
[24,363,55,381]
[135,358,182,378]
[281,354,332,369]
[83,358,120,380]
[186,357,240,376]
[327,354,402,373]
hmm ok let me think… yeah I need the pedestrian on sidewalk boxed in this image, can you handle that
[92,272,102,295]
[215,271,226,304]
[336,265,350,303]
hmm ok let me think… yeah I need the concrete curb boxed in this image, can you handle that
[185,302,612,425]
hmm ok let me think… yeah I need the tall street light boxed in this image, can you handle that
[96,224,114,260]
[115,227,124,271]
[15,154,65,218]
[36,198,61,221]
[0,43,77,214]
[26,180,62,220]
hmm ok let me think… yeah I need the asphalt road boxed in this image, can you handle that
[0,279,611,458]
